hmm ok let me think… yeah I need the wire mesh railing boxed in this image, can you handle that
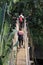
[8,32,18,65]
[24,19,34,65]
[8,19,19,65]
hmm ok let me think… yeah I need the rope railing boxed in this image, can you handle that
[8,19,19,65]
[24,19,34,65]
[8,29,18,65]
[24,19,29,65]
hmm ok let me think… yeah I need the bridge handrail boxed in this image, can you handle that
[8,21,19,65]
[24,19,34,65]
[24,19,29,65]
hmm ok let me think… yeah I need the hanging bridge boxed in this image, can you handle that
[6,19,34,65]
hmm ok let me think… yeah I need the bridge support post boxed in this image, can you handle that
[28,47,34,65]
[28,47,30,65]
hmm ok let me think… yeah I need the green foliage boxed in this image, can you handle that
[0,0,43,63]
[0,7,2,33]
[0,20,16,65]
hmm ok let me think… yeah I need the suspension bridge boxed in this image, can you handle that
[8,19,34,65]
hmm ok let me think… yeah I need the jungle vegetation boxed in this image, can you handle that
[0,0,43,65]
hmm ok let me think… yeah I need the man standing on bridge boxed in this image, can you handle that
[18,27,24,48]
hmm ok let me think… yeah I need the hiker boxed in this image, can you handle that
[19,13,24,28]
[18,28,24,48]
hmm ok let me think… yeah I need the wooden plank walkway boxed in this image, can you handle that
[17,48,26,65]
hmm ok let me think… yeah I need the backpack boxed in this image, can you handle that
[19,16,23,22]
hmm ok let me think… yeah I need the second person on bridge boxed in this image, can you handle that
[19,13,24,28]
